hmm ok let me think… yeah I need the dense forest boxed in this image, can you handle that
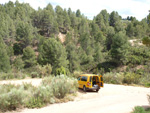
[0,1,150,83]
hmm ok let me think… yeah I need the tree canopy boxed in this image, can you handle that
[0,1,150,75]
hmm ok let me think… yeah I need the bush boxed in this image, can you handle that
[13,56,24,70]
[70,71,83,78]
[25,75,78,108]
[103,72,113,83]
[50,75,78,98]
[0,85,25,111]
[34,64,52,77]
[31,72,39,78]
[42,76,53,86]
[145,83,150,88]
[44,64,52,76]
[23,64,52,78]
[103,72,124,84]
[123,72,141,84]
[0,73,14,80]
[22,83,35,91]
[0,72,26,80]
[132,106,146,113]
[104,72,142,85]
[25,85,54,108]
[0,75,78,112]
[25,96,44,108]
[55,66,66,75]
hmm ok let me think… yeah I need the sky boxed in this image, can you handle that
[0,0,150,20]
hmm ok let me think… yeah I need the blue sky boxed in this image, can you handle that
[0,0,150,20]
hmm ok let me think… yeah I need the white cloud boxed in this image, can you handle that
[0,0,149,20]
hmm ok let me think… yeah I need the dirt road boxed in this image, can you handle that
[0,78,42,87]
[1,79,149,113]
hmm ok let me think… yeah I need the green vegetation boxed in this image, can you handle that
[142,37,150,46]
[0,1,150,86]
[0,1,150,80]
[132,95,150,113]
[104,72,141,85]
[132,106,150,113]
[0,1,150,112]
[38,38,68,73]
[23,46,37,68]
[132,94,150,113]
[0,75,78,112]
[0,37,11,72]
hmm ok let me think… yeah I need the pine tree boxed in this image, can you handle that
[22,46,37,68]
[55,5,64,27]
[38,38,68,71]
[13,55,24,69]
[110,31,129,65]
[126,23,134,37]
[16,22,33,48]
[66,42,80,72]
[109,11,124,32]
[76,9,81,17]
[0,37,11,72]
[95,13,105,30]
[63,9,71,30]
[32,4,58,37]
[94,43,104,64]
[106,26,115,50]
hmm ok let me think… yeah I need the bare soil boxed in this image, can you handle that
[0,79,149,113]
[0,78,42,87]
[129,39,143,46]
[58,32,66,43]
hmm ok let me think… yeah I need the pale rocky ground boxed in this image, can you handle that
[0,79,150,113]
[0,78,42,87]
[129,39,143,46]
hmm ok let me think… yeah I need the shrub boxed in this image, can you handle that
[31,72,39,78]
[103,72,124,84]
[13,56,24,70]
[132,106,146,113]
[0,84,19,94]
[0,86,25,111]
[115,73,124,84]
[22,83,35,90]
[145,83,150,88]
[44,64,52,76]
[0,73,14,80]
[35,64,52,77]
[24,64,52,78]
[13,71,26,79]
[123,72,141,84]
[55,66,66,75]
[25,96,44,108]
[103,72,113,83]
[25,85,54,108]
[0,75,78,111]
[50,75,78,98]
[70,71,83,78]
[0,72,26,80]
[104,72,143,85]
[42,76,53,86]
